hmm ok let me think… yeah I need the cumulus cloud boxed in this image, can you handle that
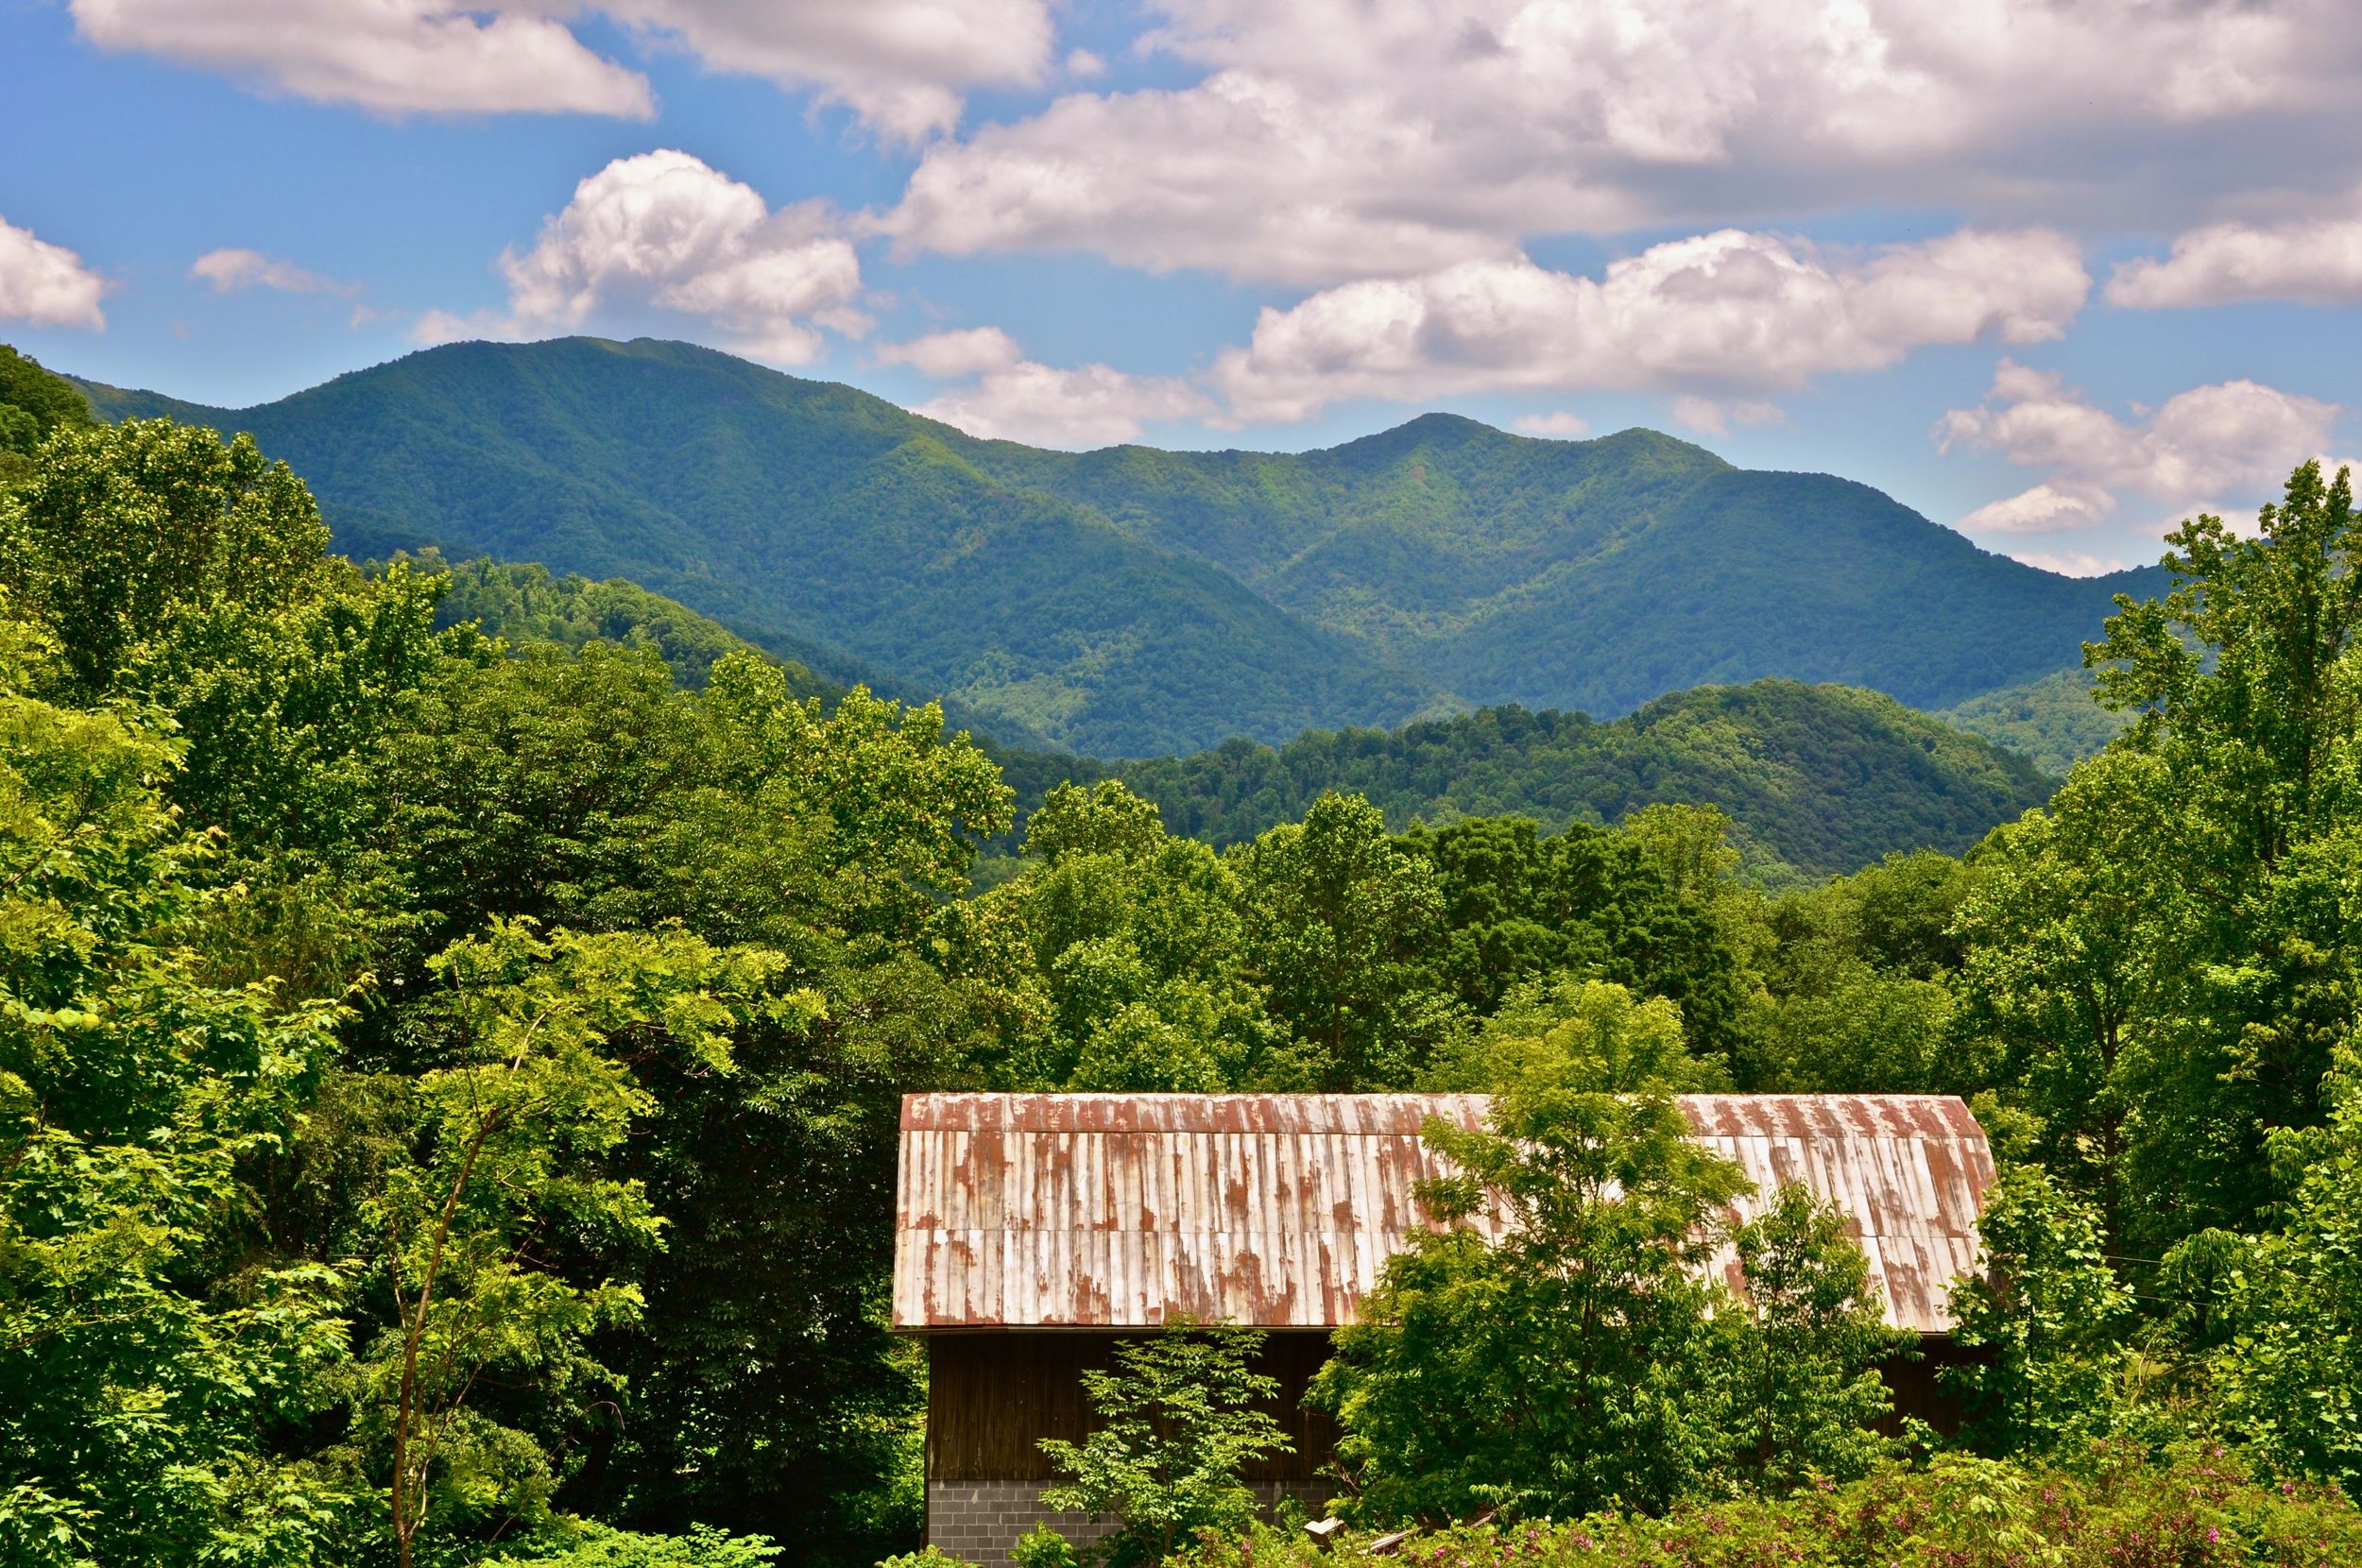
[69,0,1050,137]
[454,150,862,364]
[1211,227,2088,424]
[887,0,2362,285]
[1939,360,2344,539]
[70,0,655,117]
[877,326,1022,378]
[916,360,1211,449]
[887,326,1209,447]
[598,0,1053,143]
[2013,550,2128,578]
[0,216,109,330]
[191,247,356,297]
[1670,396,1783,437]
[2107,211,2362,308]
[1513,411,1590,438]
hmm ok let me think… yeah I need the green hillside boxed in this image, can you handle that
[1935,662,2133,775]
[1083,680,2053,881]
[76,341,1436,756]
[419,555,2052,880]
[73,335,2157,755]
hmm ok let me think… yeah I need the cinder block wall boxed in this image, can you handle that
[925,1480,1333,1563]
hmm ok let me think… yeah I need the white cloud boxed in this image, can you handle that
[916,362,1211,448]
[598,0,1053,143]
[2108,211,2362,308]
[474,150,863,364]
[1212,227,2088,423]
[70,0,655,118]
[2013,550,2127,578]
[887,0,2362,286]
[70,0,1051,138]
[1670,396,1782,437]
[191,247,356,297]
[895,328,1211,448]
[0,216,109,330]
[1939,360,2344,539]
[1513,410,1589,438]
[1954,482,2114,535]
[877,326,1023,378]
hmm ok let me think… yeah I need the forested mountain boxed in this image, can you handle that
[75,336,2155,757]
[420,558,2049,880]
[1933,663,2133,775]
[1083,682,2052,880]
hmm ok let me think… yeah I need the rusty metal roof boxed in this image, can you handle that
[893,1092,1992,1336]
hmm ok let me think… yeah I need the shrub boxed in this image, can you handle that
[1176,1445,2362,1568]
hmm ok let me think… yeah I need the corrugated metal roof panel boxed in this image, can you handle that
[894,1092,1993,1335]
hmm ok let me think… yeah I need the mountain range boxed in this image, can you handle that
[74,335,2158,758]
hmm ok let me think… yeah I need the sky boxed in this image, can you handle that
[4,1,2361,576]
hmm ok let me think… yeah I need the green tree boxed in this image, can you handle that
[1406,815,1749,1061]
[1037,1324,1292,1568]
[2208,1043,2362,1492]
[1,418,331,698]
[1727,1184,1908,1492]
[0,345,95,486]
[1426,976,1725,1094]
[1312,1077,1748,1520]
[0,610,354,1567]
[1024,779,1168,866]
[1230,793,1453,1089]
[1944,1164,2135,1457]
[353,919,803,1568]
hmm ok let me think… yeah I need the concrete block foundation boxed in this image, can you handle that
[925,1479,1334,1563]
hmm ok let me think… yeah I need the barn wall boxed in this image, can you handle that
[927,1330,1337,1484]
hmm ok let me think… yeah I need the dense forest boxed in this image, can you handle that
[8,342,2362,1568]
[73,336,2155,757]
[411,554,2053,881]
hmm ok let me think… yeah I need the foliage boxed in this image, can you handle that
[1176,1445,2362,1568]
[1727,1185,1911,1493]
[1228,793,1455,1089]
[1091,683,2052,881]
[2208,1045,2362,1491]
[0,345,94,486]
[1312,1074,1751,1520]
[1945,1166,2136,1456]
[352,919,801,1568]
[0,417,331,697]
[1036,1324,1293,1568]
[76,336,2148,755]
[423,553,833,698]
[0,614,356,1568]
[480,1522,782,1566]
[1428,977,1727,1095]
[1405,814,1748,1056]
[1936,663,2131,776]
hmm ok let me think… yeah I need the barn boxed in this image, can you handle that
[892,1092,1995,1559]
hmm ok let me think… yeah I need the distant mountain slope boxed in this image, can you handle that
[73,340,1437,756]
[72,335,2158,754]
[1077,681,2051,880]
[1935,663,2132,775]
[971,412,2162,715]
[428,555,2049,880]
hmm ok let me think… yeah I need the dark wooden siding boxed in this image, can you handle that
[927,1331,1337,1483]
[928,1330,1976,1486]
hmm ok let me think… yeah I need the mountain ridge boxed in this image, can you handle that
[70,335,2161,756]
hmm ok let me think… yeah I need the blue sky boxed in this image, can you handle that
[5,0,2361,575]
